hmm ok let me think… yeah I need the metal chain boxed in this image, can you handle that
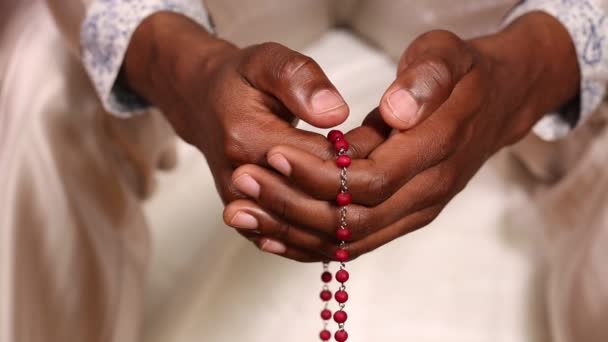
[319,135,351,341]
[336,148,348,338]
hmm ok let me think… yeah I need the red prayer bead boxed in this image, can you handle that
[336,155,351,168]
[335,290,348,303]
[321,309,332,320]
[334,330,348,342]
[335,249,349,262]
[320,290,332,301]
[335,269,350,283]
[336,192,352,206]
[336,228,352,241]
[320,330,332,341]
[333,310,348,323]
[321,271,332,283]
[328,130,344,143]
[334,139,349,152]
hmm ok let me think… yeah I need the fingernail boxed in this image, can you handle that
[233,173,260,198]
[260,239,286,254]
[311,89,345,114]
[268,153,291,176]
[387,89,420,124]
[229,211,258,229]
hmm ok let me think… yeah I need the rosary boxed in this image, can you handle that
[319,129,351,342]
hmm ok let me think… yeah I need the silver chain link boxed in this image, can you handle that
[337,148,348,334]
[319,145,350,338]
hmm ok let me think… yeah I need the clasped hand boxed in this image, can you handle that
[223,30,532,262]
[126,13,579,262]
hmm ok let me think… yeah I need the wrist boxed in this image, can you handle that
[470,11,580,145]
[124,12,235,113]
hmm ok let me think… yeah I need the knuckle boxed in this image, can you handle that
[444,122,462,147]
[223,182,245,203]
[434,167,459,199]
[346,140,363,159]
[268,194,289,220]
[465,69,488,110]
[419,29,460,42]
[223,132,262,165]
[223,138,245,164]
[404,30,472,86]
[275,53,316,83]
[305,142,334,162]
[406,30,459,57]
[430,135,452,162]
[428,29,462,44]
[423,205,444,226]
[274,221,291,240]
[414,30,464,54]
[256,41,285,53]
[317,146,336,161]
[460,119,477,146]
[352,209,375,240]
[431,122,460,160]
[248,42,286,62]
[365,170,393,205]
[232,164,257,181]
[417,57,452,92]
[241,42,290,76]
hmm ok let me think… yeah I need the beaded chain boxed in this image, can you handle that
[319,130,352,342]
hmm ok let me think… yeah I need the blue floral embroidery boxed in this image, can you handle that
[507,0,608,140]
[583,15,605,65]
[81,0,212,117]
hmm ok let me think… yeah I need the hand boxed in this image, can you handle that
[232,12,580,260]
[122,12,388,260]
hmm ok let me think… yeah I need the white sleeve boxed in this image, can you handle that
[80,0,214,117]
[505,0,608,140]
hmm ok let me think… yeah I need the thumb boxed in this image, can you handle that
[344,107,392,158]
[380,30,474,130]
[238,42,348,128]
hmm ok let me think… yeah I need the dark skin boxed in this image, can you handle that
[124,12,384,260]
[125,11,580,262]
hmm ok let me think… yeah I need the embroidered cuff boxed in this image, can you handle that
[81,0,212,117]
[505,0,608,140]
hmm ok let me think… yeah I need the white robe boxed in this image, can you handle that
[1,1,607,341]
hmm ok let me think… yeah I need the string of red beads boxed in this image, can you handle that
[319,264,332,340]
[318,129,351,342]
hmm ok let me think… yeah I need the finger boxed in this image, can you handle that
[239,42,348,128]
[380,30,474,130]
[223,199,338,258]
[277,245,326,262]
[231,160,455,241]
[224,119,372,168]
[230,164,340,237]
[343,108,393,158]
[346,204,444,259]
[221,118,329,166]
[267,114,460,206]
[246,236,325,262]
[214,166,250,205]
[264,108,392,203]
[240,203,444,262]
